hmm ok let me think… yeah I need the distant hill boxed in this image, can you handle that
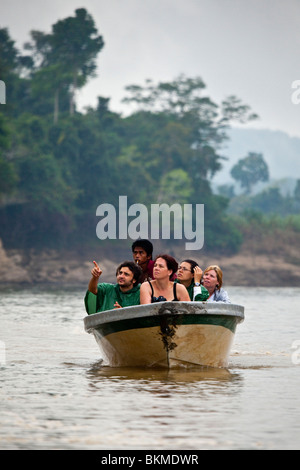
[212,128,300,187]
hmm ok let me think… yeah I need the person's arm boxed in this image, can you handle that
[191,265,209,301]
[193,266,203,284]
[140,282,152,304]
[176,283,191,301]
[193,285,209,301]
[88,260,102,294]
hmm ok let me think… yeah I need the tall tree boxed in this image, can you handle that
[25,8,104,121]
[294,179,300,201]
[0,112,18,198]
[231,152,269,194]
[0,28,18,77]
[50,8,104,115]
[0,27,33,115]
[122,75,258,200]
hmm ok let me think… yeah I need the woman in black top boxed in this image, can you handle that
[140,254,190,304]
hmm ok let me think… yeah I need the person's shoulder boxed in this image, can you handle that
[129,283,142,293]
[174,282,190,301]
[219,287,229,295]
[216,287,230,302]
[175,282,188,293]
[98,282,116,292]
[140,280,152,290]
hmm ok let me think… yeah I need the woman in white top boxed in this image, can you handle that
[202,265,231,303]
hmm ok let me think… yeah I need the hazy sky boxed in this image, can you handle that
[1,0,300,137]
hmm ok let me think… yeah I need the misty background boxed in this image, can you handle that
[2,0,299,185]
[0,0,300,286]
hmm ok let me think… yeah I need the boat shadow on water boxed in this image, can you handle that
[86,361,236,383]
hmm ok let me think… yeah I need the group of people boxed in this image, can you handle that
[84,239,230,315]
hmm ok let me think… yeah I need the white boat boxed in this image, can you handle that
[83,301,244,369]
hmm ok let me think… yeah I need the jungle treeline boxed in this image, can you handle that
[0,8,299,255]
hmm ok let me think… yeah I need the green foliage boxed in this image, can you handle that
[231,152,269,194]
[227,182,300,218]
[285,215,300,232]
[0,111,10,149]
[294,180,300,201]
[0,28,18,77]
[0,111,18,196]
[159,169,193,204]
[4,11,292,256]
[220,95,259,124]
[0,156,18,195]
[22,8,104,121]
[17,152,78,213]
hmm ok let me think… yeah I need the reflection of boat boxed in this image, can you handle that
[83,301,244,369]
[87,364,234,382]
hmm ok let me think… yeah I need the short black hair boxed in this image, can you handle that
[131,239,153,258]
[116,261,143,285]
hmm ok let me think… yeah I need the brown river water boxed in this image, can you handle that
[0,286,299,450]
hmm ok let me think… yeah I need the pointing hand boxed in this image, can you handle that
[91,260,102,279]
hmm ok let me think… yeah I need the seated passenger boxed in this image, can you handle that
[131,239,176,282]
[84,260,142,314]
[140,254,190,304]
[202,265,231,303]
[131,239,155,282]
[175,259,209,301]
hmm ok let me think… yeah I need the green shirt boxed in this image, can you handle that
[174,279,209,301]
[84,283,141,315]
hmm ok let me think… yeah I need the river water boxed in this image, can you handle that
[0,286,299,450]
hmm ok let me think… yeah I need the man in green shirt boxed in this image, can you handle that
[84,260,142,314]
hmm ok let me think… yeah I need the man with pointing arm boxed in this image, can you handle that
[84,260,142,315]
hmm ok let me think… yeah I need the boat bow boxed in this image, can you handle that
[84,301,244,369]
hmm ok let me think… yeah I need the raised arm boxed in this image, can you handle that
[192,265,209,301]
[193,266,203,284]
[88,260,102,294]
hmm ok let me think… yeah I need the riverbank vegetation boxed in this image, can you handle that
[1,8,299,260]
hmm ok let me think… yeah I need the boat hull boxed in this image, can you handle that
[84,302,244,369]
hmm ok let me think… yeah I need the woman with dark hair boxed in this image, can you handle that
[176,259,209,301]
[140,254,190,304]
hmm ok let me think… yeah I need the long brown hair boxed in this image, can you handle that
[154,254,178,280]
